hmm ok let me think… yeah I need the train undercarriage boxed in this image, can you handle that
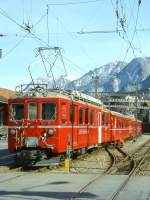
[14,148,61,167]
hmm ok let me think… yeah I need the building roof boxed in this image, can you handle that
[0,88,15,103]
[145,102,150,107]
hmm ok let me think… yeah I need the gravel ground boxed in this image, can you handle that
[122,134,150,154]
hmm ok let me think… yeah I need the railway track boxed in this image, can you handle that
[106,140,150,200]
[69,139,150,200]
[69,145,121,199]
[70,147,111,174]
[0,154,16,166]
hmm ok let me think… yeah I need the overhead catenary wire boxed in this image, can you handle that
[1,0,147,84]
[47,0,103,6]
[124,0,142,57]
[114,0,146,63]
[23,29,86,74]
[0,7,47,59]
[48,7,97,68]
[116,0,119,32]
[127,0,147,57]
[110,0,137,58]
[118,2,146,59]
[46,5,50,45]
[0,7,24,29]
[2,32,30,59]
[78,0,104,33]
[0,5,88,75]
[77,30,123,34]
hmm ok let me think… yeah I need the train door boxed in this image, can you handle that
[101,111,111,142]
[106,112,111,142]
[85,108,89,147]
[98,112,102,143]
[70,104,78,150]
[107,112,111,142]
[27,101,38,135]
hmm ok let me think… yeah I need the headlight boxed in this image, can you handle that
[9,129,16,136]
[48,129,55,136]
[43,132,47,137]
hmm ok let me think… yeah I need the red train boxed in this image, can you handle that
[8,84,142,166]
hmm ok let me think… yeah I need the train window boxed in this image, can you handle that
[105,113,108,126]
[85,108,88,124]
[116,119,119,128]
[120,120,122,128]
[90,110,95,124]
[102,112,104,125]
[118,120,120,128]
[61,103,67,124]
[41,103,56,120]
[70,105,74,123]
[79,108,84,124]
[11,103,24,120]
[28,103,37,120]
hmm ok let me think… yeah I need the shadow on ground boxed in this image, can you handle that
[0,190,98,199]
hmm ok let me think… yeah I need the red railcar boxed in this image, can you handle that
[8,85,142,165]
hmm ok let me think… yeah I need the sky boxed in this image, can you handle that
[0,0,150,90]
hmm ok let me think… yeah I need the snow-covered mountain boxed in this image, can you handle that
[34,57,150,93]
[66,57,150,92]
[141,75,150,89]
[35,75,71,89]
[65,61,127,92]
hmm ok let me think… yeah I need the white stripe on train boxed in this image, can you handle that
[8,125,134,131]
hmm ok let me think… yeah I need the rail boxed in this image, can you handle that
[70,146,120,199]
[107,139,150,200]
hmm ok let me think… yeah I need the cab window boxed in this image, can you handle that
[90,110,95,124]
[102,112,105,125]
[11,103,24,120]
[28,103,37,120]
[61,103,67,124]
[85,108,88,124]
[70,105,74,123]
[79,108,84,124]
[41,102,57,120]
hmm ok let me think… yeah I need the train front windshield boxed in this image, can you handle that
[11,103,24,120]
[28,103,37,120]
[41,102,57,120]
[10,102,57,121]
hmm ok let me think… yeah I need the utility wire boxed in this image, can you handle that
[0,4,93,75]
[46,5,50,45]
[110,0,136,58]
[47,0,103,6]
[0,7,24,29]
[126,0,141,55]
[118,0,146,59]
[77,30,123,34]
[0,7,47,59]
[31,33,87,74]
[48,7,97,67]
[2,32,30,59]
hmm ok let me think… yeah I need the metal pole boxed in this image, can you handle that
[92,75,99,98]
[0,49,2,58]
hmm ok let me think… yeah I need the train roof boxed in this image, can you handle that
[11,84,105,108]
[111,110,140,121]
